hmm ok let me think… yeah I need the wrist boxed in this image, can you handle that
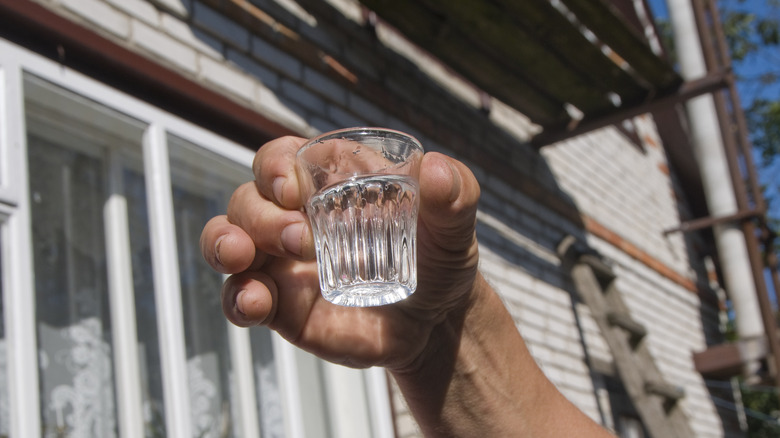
[388,272,611,438]
[389,271,488,373]
[387,272,500,436]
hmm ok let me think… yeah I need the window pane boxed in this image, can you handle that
[24,73,147,438]
[28,135,118,437]
[124,167,166,437]
[169,135,251,438]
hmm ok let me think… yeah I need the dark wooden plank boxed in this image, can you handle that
[559,0,682,90]
[360,0,572,127]
[360,0,682,130]
[418,0,623,114]
[488,0,650,108]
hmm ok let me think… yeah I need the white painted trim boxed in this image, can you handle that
[274,336,307,438]
[0,50,41,437]
[319,365,395,438]
[323,362,373,437]
[143,123,193,438]
[104,150,145,437]
[1,210,41,437]
[364,367,395,438]
[228,323,263,437]
[0,40,254,173]
[0,57,21,206]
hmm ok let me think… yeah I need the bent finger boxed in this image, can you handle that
[253,136,307,210]
[221,270,278,327]
[200,215,260,274]
[227,182,315,259]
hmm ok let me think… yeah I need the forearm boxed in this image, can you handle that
[390,273,611,437]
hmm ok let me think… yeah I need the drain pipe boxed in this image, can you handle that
[665,0,765,370]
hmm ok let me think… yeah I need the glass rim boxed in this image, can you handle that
[296,127,423,157]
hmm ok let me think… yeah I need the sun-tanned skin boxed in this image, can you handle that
[200,136,613,437]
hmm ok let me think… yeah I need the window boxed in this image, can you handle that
[169,135,251,438]
[26,73,144,437]
[0,37,393,438]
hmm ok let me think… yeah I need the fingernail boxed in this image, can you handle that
[447,161,461,202]
[235,289,248,316]
[281,222,304,256]
[214,235,225,267]
[273,177,286,204]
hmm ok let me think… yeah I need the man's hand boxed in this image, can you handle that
[199,135,481,371]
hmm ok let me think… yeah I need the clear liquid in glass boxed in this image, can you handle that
[305,174,419,306]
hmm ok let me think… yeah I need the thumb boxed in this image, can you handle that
[418,152,480,253]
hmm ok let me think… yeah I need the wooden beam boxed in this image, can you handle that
[420,0,623,114]
[559,0,681,89]
[359,0,569,127]
[663,209,764,235]
[694,339,768,380]
[532,71,729,147]
[491,0,659,108]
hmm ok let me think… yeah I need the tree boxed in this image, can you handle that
[721,1,780,62]
[719,0,780,252]
[718,1,780,436]
[740,382,780,437]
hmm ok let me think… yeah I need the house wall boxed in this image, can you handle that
[22,0,735,436]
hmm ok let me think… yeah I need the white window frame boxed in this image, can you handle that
[0,58,22,206]
[0,43,40,438]
[0,37,393,438]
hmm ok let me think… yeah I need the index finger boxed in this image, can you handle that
[252,136,307,210]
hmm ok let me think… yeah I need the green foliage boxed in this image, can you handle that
[718,1,779,71]
[710,3,780,435]
[655,19,677,65]
[720,1,780,60]
[747,98,780,163]
[719,0,780,256]
[740,383,780,437]
[757,17,780,46]
[723,10,762,60]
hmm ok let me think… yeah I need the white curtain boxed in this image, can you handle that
[29,137,118,438]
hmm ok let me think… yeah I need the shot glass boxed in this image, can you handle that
[297,127,424,307]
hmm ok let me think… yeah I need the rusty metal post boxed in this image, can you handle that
[692,0,780,383]
[706,0,780,310]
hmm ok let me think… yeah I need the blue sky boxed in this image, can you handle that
[646,0,780,105]
[646,0,779,213]
[646,0,780,305]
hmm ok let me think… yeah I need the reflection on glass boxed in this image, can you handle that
[29,137,118,437]
[169,135,250,438]
[124,168,166,437]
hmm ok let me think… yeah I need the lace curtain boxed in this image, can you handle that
[169,136,283,438]
[29,137,118,437]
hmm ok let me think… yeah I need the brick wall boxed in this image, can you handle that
[25,0,731,435]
